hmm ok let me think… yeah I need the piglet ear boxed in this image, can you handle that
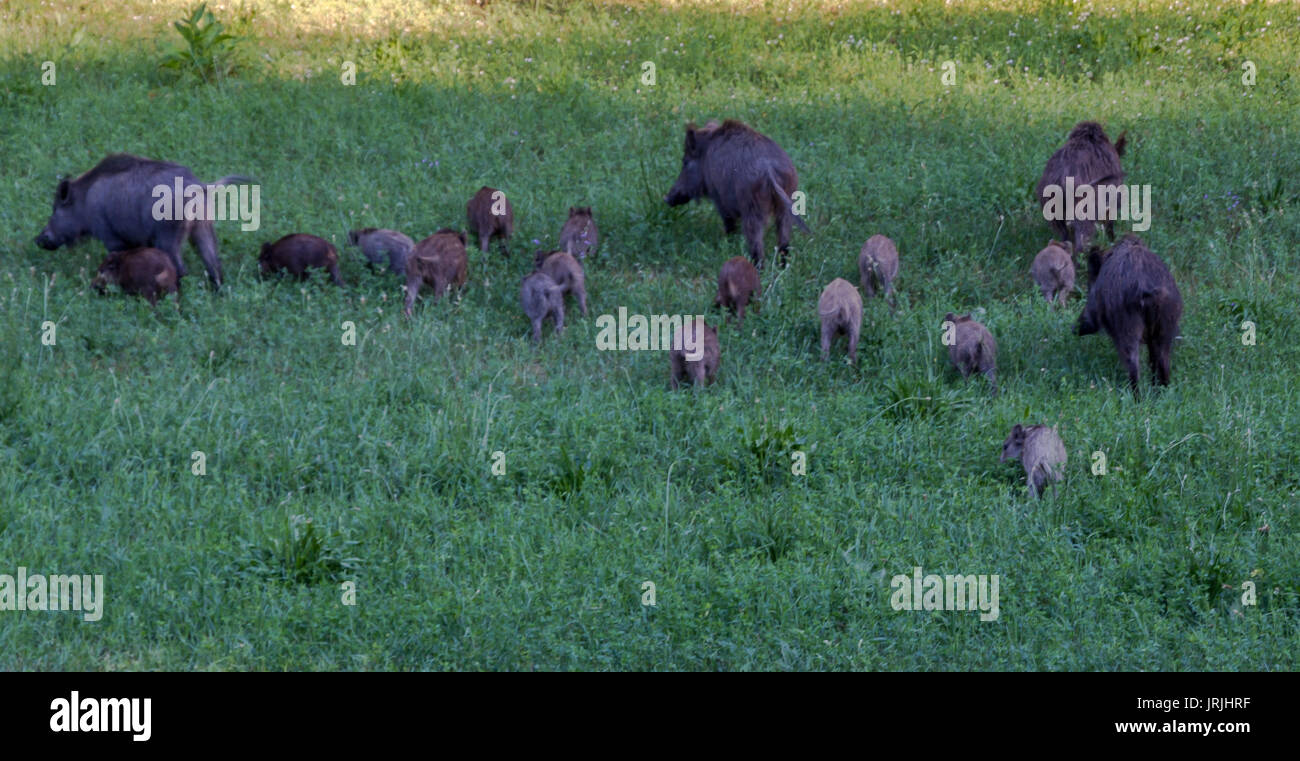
[684,125,699,153]
[944,312,955,324]
[56,179,71,204]
[569,206,577,216]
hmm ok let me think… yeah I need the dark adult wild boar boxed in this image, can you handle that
[534,250,588,317]
[817,278,862,363]
[1036,121,1127,252]
[1075,234,1182,395]
[91,248,179,306]
[664,119,810,269]
[466,186,513,256]
[944,313,997,395]
[1031,240,1075,306]
[35,153,246,288]
[405,229,469,316]
[558,207,599,260]
[714,256,760,325]
[521,271,565,343]
[1000,424,1067,499]
[857,234,899,308]
[669,319,720,389]
[348,228,414,275]
[259,234,344,286]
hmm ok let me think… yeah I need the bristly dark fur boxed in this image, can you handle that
[1036,121,1127,252]
[1075,234,1182,395]
[664,119,810,269]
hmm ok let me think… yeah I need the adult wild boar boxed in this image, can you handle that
[664,119,810,269]
[92,247,179,306]
[944,313,997,395]
[1036,121,1127,252]
[259,234,344,286]
[466,186,514,256]
[857,234,899,309]
[521,271,565,344]
[558,206,599,260]
[669,319,720,389]
[817,278,862,363]
[35,153,247,288]
[1031,240,1075,306]
[349,228,414,275]
[1075,234,1182,395]
[714,256,760,326]
[1000,424,1067,499]
[404,229,469,316]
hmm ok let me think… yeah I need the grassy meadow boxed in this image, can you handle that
[0,0,1297,670]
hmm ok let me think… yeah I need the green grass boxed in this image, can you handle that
[0,0,1297,670]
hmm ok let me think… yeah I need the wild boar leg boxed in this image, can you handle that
[742,215,766,269]
[189,221,223,288]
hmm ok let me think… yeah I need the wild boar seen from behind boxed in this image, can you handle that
[664,119,810,269]
[944,312,998,395]
[92,247,180,307]
[405,228,469,317]
[858,234,899,309]
[818,278,863,363]
[466,186,514,257]
[669,319,721,389]
[521,271,565,344]
[1036,121,1127,252]
[558,206,599,260]
[1075,234,1182,396]
[1031,240,1076,307]
[534,250,588,317]
[714,256,760,326]
[1000,424,1067,499]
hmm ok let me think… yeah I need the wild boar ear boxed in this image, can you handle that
[569,206,577,216]
[458,231,467,245]
[1010,423,1024,438]
[684,125,700,153]
[55,179,71,204]
[1061,240,1074,254]
[944,312,955,324]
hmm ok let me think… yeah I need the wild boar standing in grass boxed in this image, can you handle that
[35,153,248,288]
[259,234,344,286]
[404,229,469,316]
[466,186,514,257]
[664,119,810,269]
[669,319,720,389]
[558,206,599,260]
[944,312,998,395]
[1031,240,1075,307]
[1075,234,1182,396]
[92,247,179,307]
[1000,424,1067,499]
[817,278,862,363]
[714,256,760,326]
[349,228,414,275]
[1036,121,1127,253]
[534,249,588,317]
[857,234,899,309]
[521,271,565,344]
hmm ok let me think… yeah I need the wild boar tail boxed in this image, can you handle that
[767,168,811,234]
